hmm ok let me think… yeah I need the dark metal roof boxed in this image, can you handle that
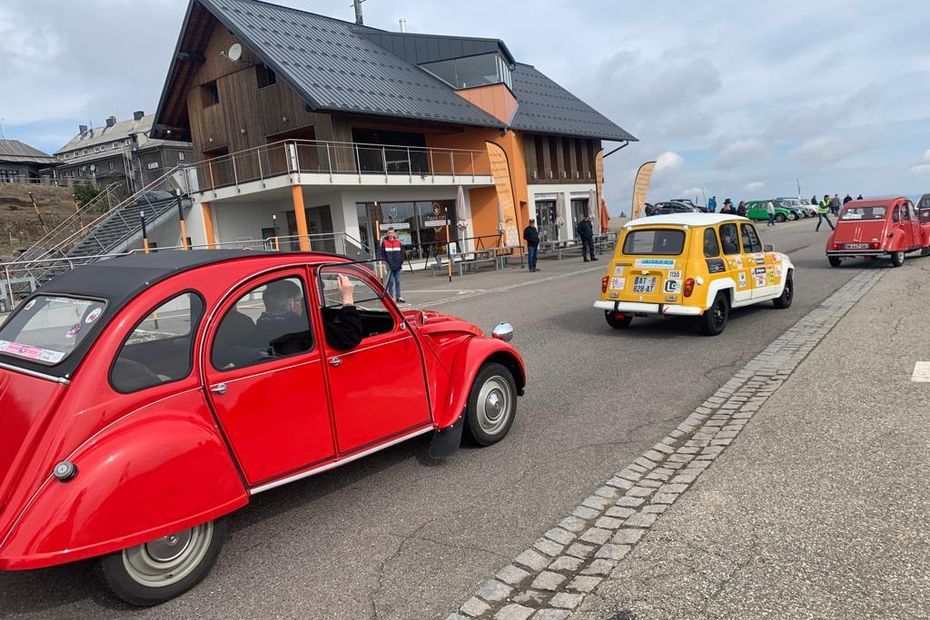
[197,0,504,128]
[0,140,58,165]
[354,28,516,66]
[509,64,637,142]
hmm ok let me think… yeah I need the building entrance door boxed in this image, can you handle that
[287,206,335,253]
[536,200,559,242]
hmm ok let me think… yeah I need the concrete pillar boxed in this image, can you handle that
[292,185,311,251]
[202,201,216,249]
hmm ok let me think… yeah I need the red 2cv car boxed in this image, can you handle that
[826,196,930,267]
[0,251,524,605]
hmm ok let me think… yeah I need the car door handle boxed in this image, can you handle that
[210,383,228,395]
[329,356,342,367]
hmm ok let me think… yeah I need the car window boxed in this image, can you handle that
[719,223,740,255]
[841,206,885,220]
[703,228,720,258]
[622,229,686,255]
[0,295,106,366]
[740,224,762,253]
[319,268,395,341]
[906,202,916,220]
[211,277,313,372]
[892,205,901,223]
[111,292,205,393]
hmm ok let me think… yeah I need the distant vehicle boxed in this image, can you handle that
[774,198,811,219]
[651,201,702,215]
[672,199,708,212]
[826,197,930,267]
[745,200,796,222]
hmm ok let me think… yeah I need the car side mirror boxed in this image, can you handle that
[763,243,775,252]
[491,322,514,342]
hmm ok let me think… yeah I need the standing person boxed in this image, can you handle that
[576,214,596,262]
[766,200,776,227]
[523,219,541,273]
[707,196,717,213]
[737,201,747,217]
[810,195,818,208]
[816,195,835,231]
[857,194,863,200]
[379,227,406,303]
[843,193,853,206]
[721,198,732,213]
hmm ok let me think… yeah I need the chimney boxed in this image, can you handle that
[399,18,407,33]
[133,110,145,121]
[352,0,364,25]
[106,116,117,128]
[79,124,88,135]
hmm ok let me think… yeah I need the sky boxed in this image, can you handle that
[2,0,929,213]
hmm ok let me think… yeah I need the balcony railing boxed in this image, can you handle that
[188,139,492,194]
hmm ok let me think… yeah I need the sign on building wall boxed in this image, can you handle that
[486,142,520,247]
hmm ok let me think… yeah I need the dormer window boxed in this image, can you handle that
[256,63,277,88]
[420,53,513,90]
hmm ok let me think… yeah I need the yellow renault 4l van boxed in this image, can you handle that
[594,214,795,335]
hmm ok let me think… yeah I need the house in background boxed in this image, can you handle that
[151,0,635,256]
[55,112,193,191]
[0,140,59,184]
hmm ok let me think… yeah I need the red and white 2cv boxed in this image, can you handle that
[0,251,525,605]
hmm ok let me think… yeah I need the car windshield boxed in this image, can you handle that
[622,229,686,255]
[841,206,886,221]
[0,295,106,366]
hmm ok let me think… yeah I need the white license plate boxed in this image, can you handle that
[845,243,868,249]
[632,276,657,293]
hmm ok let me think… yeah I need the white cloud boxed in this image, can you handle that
[745,181,766,192]
[654,151,684,174]
[717,139,766,168]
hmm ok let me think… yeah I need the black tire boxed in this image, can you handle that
[890,251,905,267]
[773,272,794,309]
[789,212,798,221]
[97,519,228,607]
[464,362,517,447]
[775,213,786,223]
[699,292,730,336]
[828,256,842,268]
[605,311,633,329]
[921,247,930,257]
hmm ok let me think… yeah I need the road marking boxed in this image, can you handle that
[911,361,930,382]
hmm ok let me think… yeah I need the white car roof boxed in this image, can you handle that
[624,213,750,228]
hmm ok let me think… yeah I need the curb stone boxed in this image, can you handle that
[448,270,884,620]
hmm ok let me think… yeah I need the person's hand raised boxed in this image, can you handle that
[337,274,355,306]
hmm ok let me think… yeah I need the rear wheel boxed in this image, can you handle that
[828,256,842,268]
[773,272,794,309]
[789,212,798,221]
[775,213,786,223]
[464,363,517,447]
[921,247,930,257]
[891,251,905,267]
[97,519,228,607]
[605,311,633,329]
[699,293,730,336]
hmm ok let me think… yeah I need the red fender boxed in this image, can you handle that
[435,337,526,429]
[0,391,247,570]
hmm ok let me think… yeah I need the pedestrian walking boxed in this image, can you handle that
[843,193,853,205]
[816,195,835,231]
[523,219,541,272]
[576,214,596,262]
[766,200,776,226]
[379,227,406,303]
[707,196,717,213]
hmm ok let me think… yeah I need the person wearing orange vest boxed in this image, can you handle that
[379,227,406,303]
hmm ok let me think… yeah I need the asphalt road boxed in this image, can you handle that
[0,219,863,620]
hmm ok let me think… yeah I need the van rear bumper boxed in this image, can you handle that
[594,300,702,316]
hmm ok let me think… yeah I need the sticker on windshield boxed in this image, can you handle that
[85,307,103,324]
[65,323,82,340]
[635,258,675,269]
[0,339,66,364]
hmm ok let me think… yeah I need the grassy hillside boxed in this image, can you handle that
[0,185,81,261]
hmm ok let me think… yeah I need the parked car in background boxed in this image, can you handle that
[673,199,707,212]
[826,197,930,267]
[595,213,795,335]
[651,201,703,215]
[0,251,525,605]
[745,200,796,222]
[775,197,812,218]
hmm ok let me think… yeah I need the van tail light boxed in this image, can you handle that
[870,242,880,249]
[601,276,609,293]
[683,278,695,297]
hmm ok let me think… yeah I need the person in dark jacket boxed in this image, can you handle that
[737,201,747,217]
[379,227,405,303]
[523,219,541,272]
[843,193,853,205]
[576,214,596,262]
[320,275,364,351]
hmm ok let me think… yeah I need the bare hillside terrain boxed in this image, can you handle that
[0,185,80,261]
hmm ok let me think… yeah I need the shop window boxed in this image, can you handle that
[110,292,205,393]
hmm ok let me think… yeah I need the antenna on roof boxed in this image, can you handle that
[0,118,5,140]
[351,0,365,25]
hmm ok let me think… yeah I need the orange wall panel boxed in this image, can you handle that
[455,84,519,125]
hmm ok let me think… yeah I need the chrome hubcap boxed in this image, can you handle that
[477,376,512,435]
[123,523,213,588]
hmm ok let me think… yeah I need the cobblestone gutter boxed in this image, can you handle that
[446,270,885,620]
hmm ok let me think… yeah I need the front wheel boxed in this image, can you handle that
[698,293,730,336]
[890,251,905,267]
[97,519,228,607]
[789,213,798,221]
[775,213,786,223]
[605,311,633,329]
[464,363,517,447]
[828,256,842,268]
[773,272,794,308]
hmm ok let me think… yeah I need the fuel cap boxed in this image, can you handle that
[53,461,77,482]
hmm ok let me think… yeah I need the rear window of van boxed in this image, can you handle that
[841,206,886,221]
[622,229,686,256]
